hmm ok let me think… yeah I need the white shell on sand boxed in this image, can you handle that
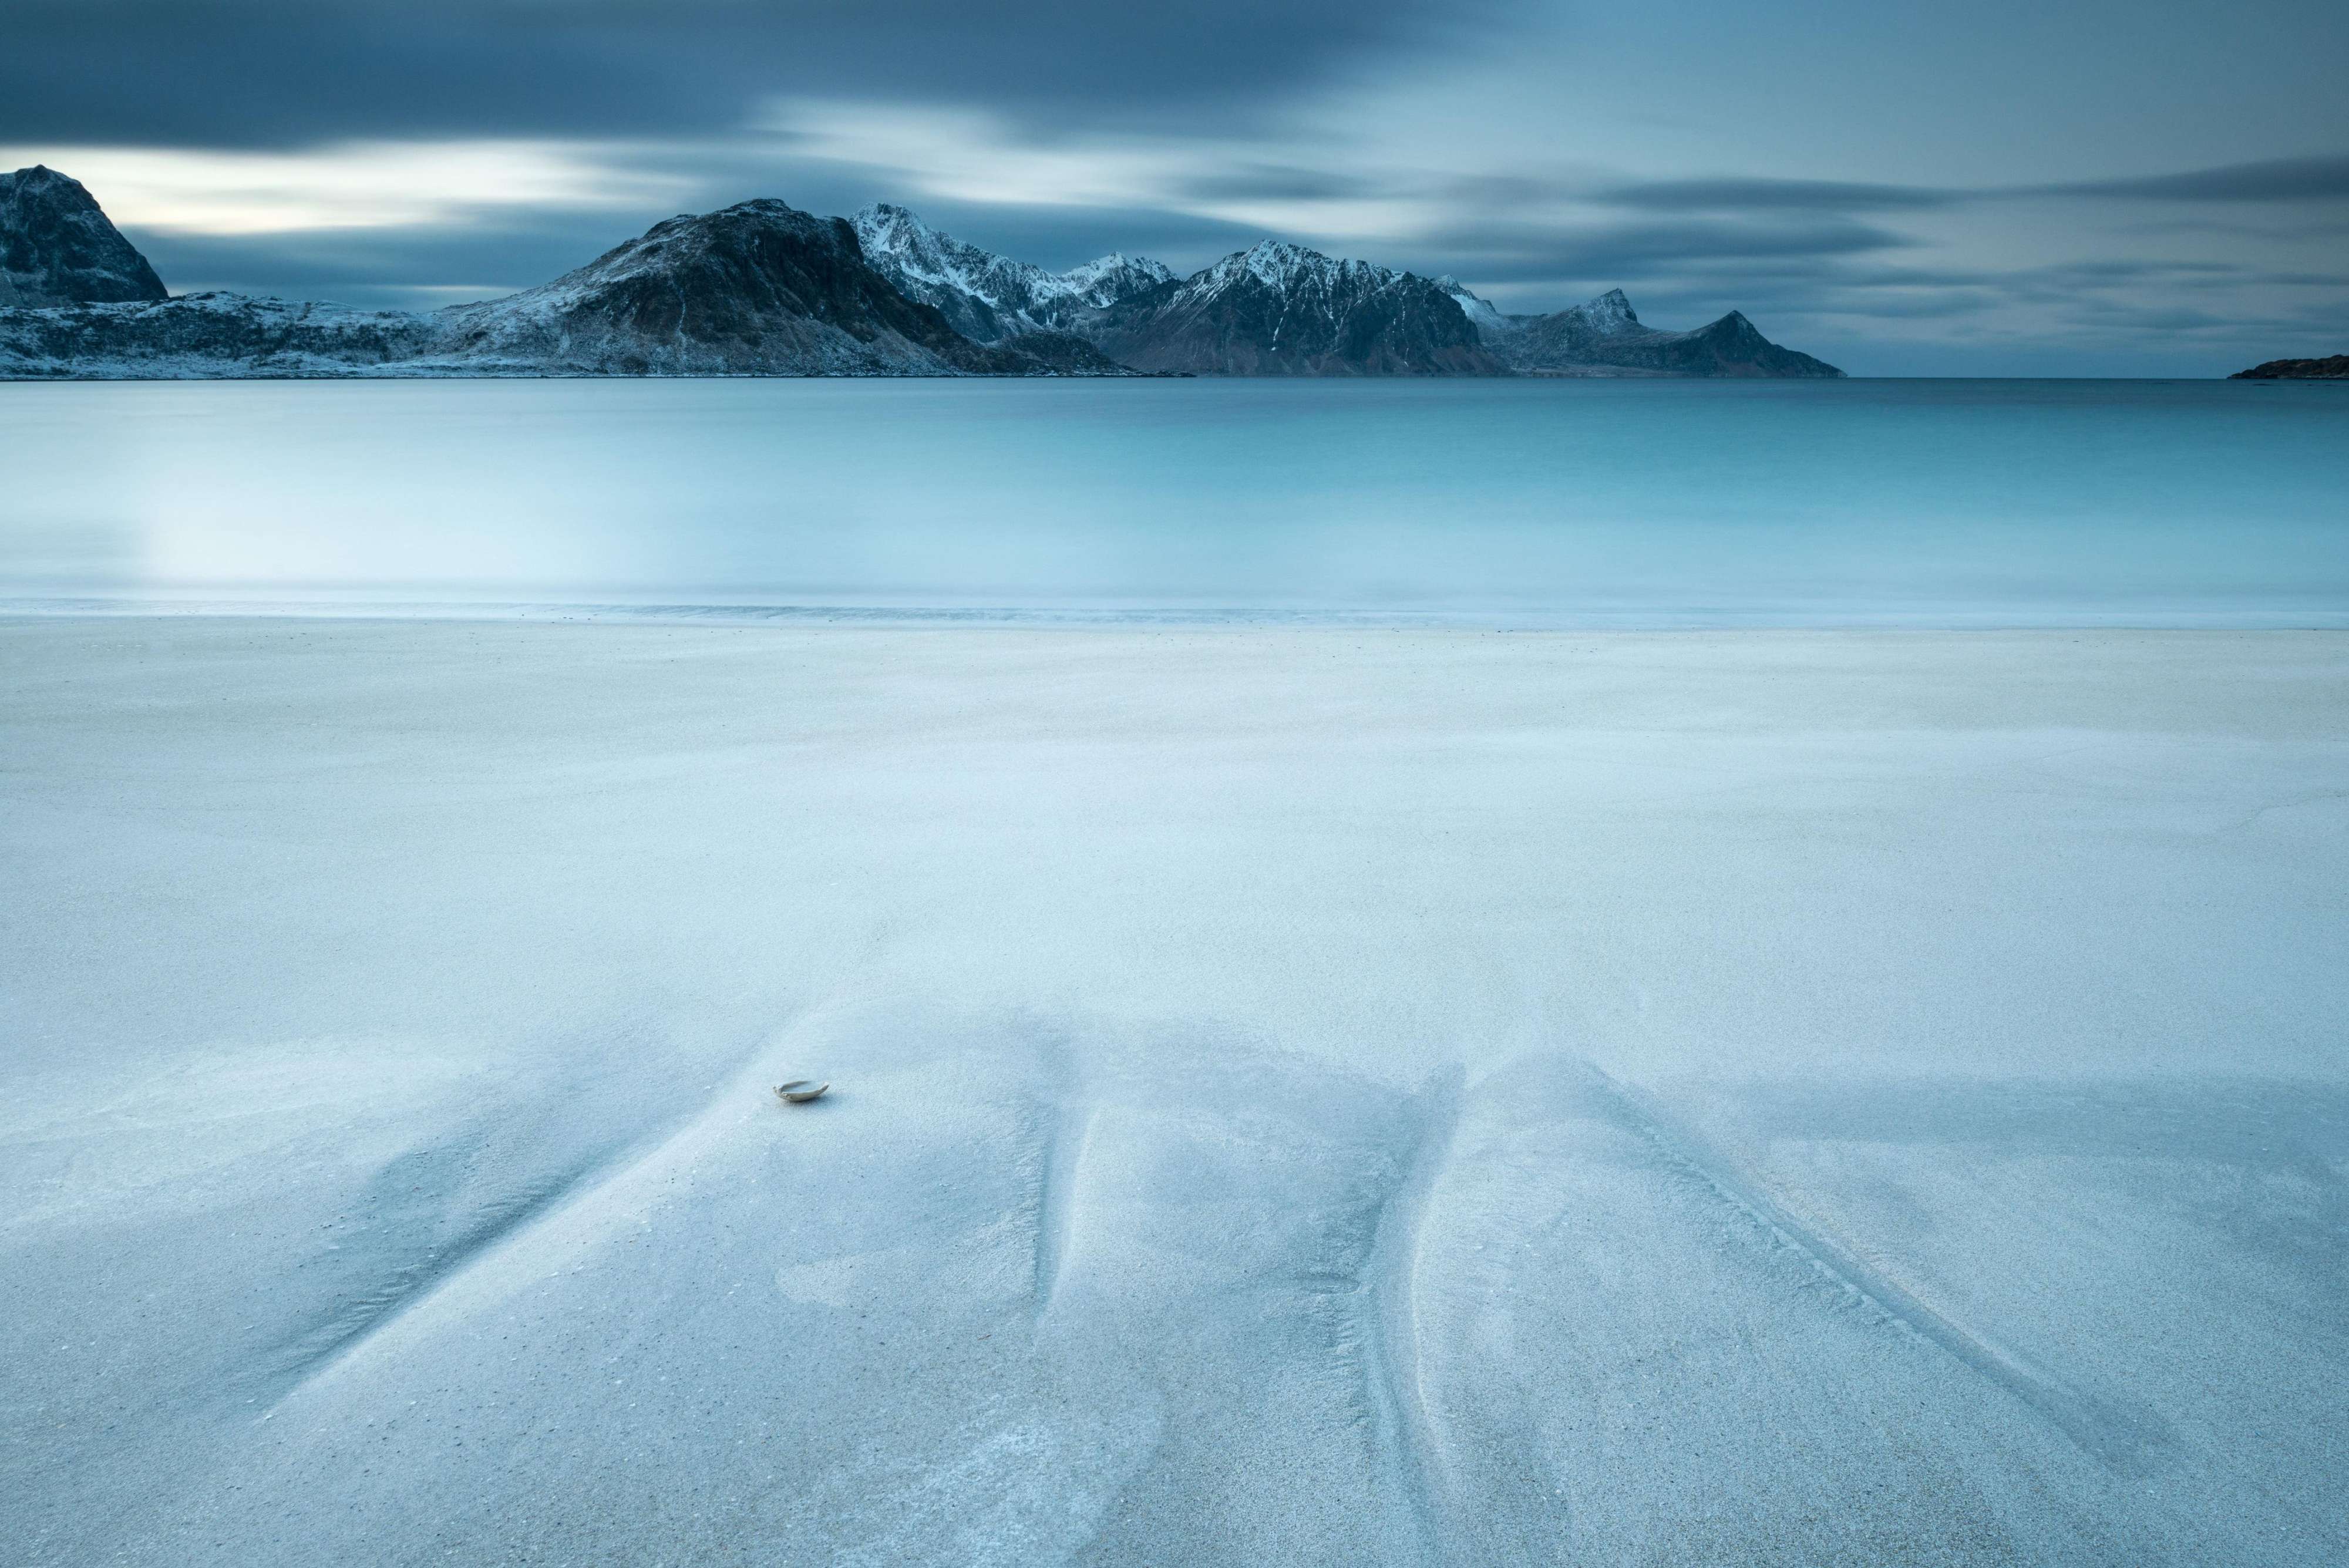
[775,1080,829,1104]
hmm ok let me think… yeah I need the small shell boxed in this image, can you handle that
[775,1079,830,1104]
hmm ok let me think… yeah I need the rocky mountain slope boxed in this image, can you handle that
[1,166,1842,379]
[2230,354,2349,379]
[433,200,1121,375]
[1083,241,1502,375]
[0,293,441,377]
[1444,283,1843,378]
[0,165,168,308]
[852,204,1174,343]
[0,184,1127,378]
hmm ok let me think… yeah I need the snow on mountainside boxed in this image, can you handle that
[1443,280,1843,378]
[1057,252,1181,308]
[852,204,1175,342]
[1,194,1130,378]
[0,292,440,378]
[0,166,169,308]
[432,199,1120,375]
[0,166,1840,378]
[1435,277,1509,337]
[1086,240,1501,376]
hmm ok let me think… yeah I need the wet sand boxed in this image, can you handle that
[4,619,2345,1565]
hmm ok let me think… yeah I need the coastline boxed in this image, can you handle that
[6,618,2346,1565]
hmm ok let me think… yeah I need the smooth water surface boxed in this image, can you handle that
[4,377,2345,624]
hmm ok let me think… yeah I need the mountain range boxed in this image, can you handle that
[1443,281,1840,378]
[850,203,1176,344]
[0,164,1842,379]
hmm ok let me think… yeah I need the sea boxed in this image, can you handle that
[4,376,2344,626]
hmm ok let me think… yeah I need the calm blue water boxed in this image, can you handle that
[3,377,2344,625]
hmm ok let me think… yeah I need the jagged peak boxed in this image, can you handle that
[1065,251,1175,285]
[1435,277,1509,334]
[1196,239,1407,294]
[1687,309,1771,344]
[1577,288,1640,329]
[850,203,988,273]
[852,202,936,243]
[852,203,1170,302]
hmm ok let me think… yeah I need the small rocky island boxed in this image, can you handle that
[2229,355,2349,379]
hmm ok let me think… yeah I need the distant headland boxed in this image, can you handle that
[2229,354,2349,380]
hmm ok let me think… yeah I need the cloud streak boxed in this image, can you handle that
[1598,179,1964,213]
[1593,157,2349,219]
[2040,155,2349,204]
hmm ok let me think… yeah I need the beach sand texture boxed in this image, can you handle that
[4,620,2345,1566]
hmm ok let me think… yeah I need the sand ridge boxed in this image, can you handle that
[3,620,2344,1564]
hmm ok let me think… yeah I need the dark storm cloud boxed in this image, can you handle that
[2042,155,2349,203]
[1589,158,2349,218]
[1618,255,2347,341]
[4,0,1492,149]
[1431,217,1914,285]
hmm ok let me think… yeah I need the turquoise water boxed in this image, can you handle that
[3,377,2344,624]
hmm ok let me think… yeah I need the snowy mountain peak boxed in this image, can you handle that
[851,202,1034,295]
[1079,251,1166,278]
[1089,240,1500,375]
[850,203,1174,340]
[1059,251,1177,303]
[1207,240,1369,292]
[852,203,935,258]
[1436,276,1510,337]
[1577,288,1640,332]
[1176,241,1407,304]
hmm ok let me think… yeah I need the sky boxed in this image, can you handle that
[5,0,2347,374]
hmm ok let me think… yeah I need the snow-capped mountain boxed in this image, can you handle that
[1442,281,1843,378]
[433,200,1120,375]
[2,189,1128,378]
[1056,252,1181,309]
[0,166,168,308]
[1085,241,1501,376]
[852,204,1175,342]
[1,167,1842,379]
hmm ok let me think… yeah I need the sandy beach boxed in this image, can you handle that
[4,618,2344,1566]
